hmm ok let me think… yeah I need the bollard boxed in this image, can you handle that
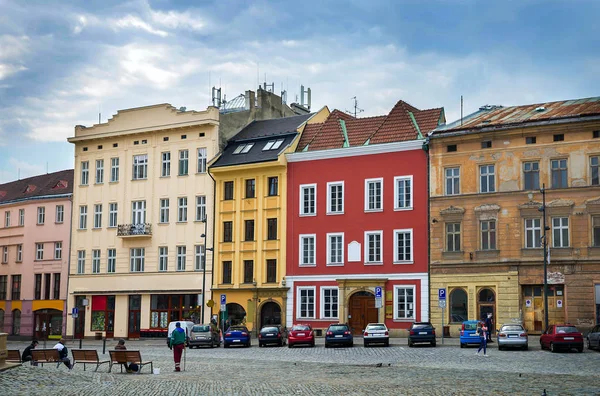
[79,338,82,349]
[103,337,106,354]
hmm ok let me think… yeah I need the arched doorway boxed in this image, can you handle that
[34,309,63,339]
[477,288,496,323]
[260,301,281,328]
[225,303,246,327]
[348,291,377,335]
[12,309,21,335]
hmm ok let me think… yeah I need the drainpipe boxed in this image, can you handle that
[208,168,217,325]
[65,194,74,338]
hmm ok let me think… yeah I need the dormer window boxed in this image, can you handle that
[263,139,285,151]
[233,143,254,154]
[53,180,68,189]
[24,185,37,194]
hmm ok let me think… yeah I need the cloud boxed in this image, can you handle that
[111,15,168,37]
[149,9,205,31]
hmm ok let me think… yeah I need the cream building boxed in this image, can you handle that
[66,104,218,339]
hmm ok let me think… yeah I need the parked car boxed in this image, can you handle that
[497,323,528,351]
[166,321,196,347]
[363,323,390,347]
[288,324,315,348]
[223,326,251,348]
[189,324,220,348]
[258,325,287,347]
[459,320,481,348]
[408,322,436,347]
[540,324,584,353]
[325,323,353,348]
[586,324,600,350]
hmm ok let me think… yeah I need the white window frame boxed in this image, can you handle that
[479,164,496,193]
[79,206,87,229]
[93,204,102,229]
[177,197,188,222]
[36,243,44,260]
[299,234,316,267]
[77,250,85,274]
[326,181,344,215]
[4,211,10,227]
[195,196,206,222]
[110,157,119,182]
[16,244,22,262]
[197,147,207,173]
[296,286,316,319]
[326,233,344,266]
[480,220,497,250]
[161,152,171,177]
[552,217,570,248]
[132,154,148,180]
[54,242,62,260]
[178,150,189,176]
[394,175,413,211]
[524,218,542,248]
[393,285,416,320]
[158,247,168,272]
[320,287,339,319]
[37,207,45,225]
[92,249,101,273]
[445,167,460,196]
[108,203,118,228]
[55,205,64,223]
[107,249,116,273]
[2,246,7,263]
[81,161,89,185]
[195,245,205,271]
[364,178,383,212]
[131,201,146,224]
[19,209,24,226]
[364,230,383,264]
[299,184,317,216]
[130,248,145,272]
[393,229,413,264]
[159,198,170,223]
[177,246,186,271]
[95,159,104,184]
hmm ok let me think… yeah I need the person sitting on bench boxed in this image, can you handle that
[53,338,73,370]
[22,339,39,365]
[114,339,139,373]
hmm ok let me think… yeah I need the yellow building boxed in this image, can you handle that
[66,104,218,339]
[209,110,328,333]
[428,98,600,335]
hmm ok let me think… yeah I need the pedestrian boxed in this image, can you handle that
[476,321,489,357]
[22,339,39,366]
[485,313,494,342]
[114,339,139,373]
[53,338,73,369]
[168,322,186,372]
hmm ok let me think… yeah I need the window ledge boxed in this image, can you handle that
[299,264,317,268]
[364,209,383,213]
[442,251,463,259]
[326,263,344,266]
[364,262,383,266]
[394,207,414,212]
[393,261,414,265]
[326,212,344,216]
[521,248,543,257]
[109,180,119,183]
[300,213,317,217]
[131,179,148,181]
[549,247,573,256]
[587,247,600,256]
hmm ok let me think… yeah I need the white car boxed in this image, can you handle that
[363,323,389,347]
[166,321,196,347]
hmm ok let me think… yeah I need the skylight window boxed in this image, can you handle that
[263,141,275,151]
[271,139,284,150]
[233,145,244,154]
[262,139,285,151]
[241,143,254,153]
[234,143,255,154]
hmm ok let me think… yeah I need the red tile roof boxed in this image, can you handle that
[0,169,74,204]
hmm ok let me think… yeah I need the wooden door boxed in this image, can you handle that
[128,311,140,339]
[349,293,377,335]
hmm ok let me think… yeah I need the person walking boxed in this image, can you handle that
[168,322,186,372]
[485,313,494,342]
[53,338,73,369]
[22,339,39,366]
[476,321,489,357]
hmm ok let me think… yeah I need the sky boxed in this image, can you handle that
[0,0,599,183]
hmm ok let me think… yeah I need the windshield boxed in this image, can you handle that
[229,326,247,332]
[261,327,279,333]
[366,324,386,330]
[329,325,348,332]
[292,325,310,331]
[556,326,578,333]
[411,323,432,330]
[463,322,478,330]
[192,325,210,332]
[501,325,523,332]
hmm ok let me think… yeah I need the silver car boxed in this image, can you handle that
[587,324,600,350]
[497,323,528,350]
[363,323,389,347]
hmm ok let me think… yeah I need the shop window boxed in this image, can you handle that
[12,309,21,335]
[91,295,115,333]
[450,289,468,323]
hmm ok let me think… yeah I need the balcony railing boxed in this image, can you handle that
[117,223,152,237]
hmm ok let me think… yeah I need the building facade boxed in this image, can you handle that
[429,97,600,335]
[0,170,73,339]
[66,104,218,339]
[285,103,444,336]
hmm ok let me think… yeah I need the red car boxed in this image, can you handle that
[287,324,315,348]
[540,324,584,353]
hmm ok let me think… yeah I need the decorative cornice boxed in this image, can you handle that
[518,201,542,210]
[474,204,500,213]
[440,206,466,216]
[547,199,574,208]
[585,196,600,206]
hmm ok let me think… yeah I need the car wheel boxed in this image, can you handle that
[460,343,464,348]
[288,343,293,348]
[523,344,528,351]
[224,343,229,348]
[577,347,583,353]
[350,342,353,347]
[431,341,436,347]
[278,340,282,347]
[550,343,556,353]
[385,340,390,347]
[311,341,315,347]
[540,339,545,350]
[325,343,330,348]
[364,342,369,348]
[408,340,413,347]
[587,339,592,350]
[498,345,503,351]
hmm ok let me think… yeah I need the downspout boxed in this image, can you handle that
[424,136,431,323]
[208,168,217,323]
[65,194,74,338]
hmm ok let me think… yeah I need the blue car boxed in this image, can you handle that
[460,320,482,348]
[223,326,251,348]
[325,323,353,348]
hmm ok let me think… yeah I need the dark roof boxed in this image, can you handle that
[0,169,74,205]
[211,133,299,168]
[231,113,313,141]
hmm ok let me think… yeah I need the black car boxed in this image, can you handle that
[408,322,436,347]
[325,323,353,348]
[258,325,287,347]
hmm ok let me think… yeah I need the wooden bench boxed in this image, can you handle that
[108,350,153,374]
[31,349,61,368]
[72,349,110,372]
[7,350,21,364]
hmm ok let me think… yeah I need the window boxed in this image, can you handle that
[178,150,189,175]
[233,143,254,154]
[92,249,101,273]
[445,167,460,195]
[107,249,116,273]
[19,209,24,226]
[481,140,492,149]
[132,154,148,180]
[93,204,102,228]
[131,200,146,224]
[321,288,338,319]
[525,218,542,248]
[523,162,540,190]
[300,184,316,216]
[95,159,104,183]
[526,136,536,145]
[79,205,87,229]
[0,275,6,300]
[130,248,145,272]
[327,182,344,214]
[224,181,234,200]
[4,211,9,227]
[394,286,415,320]
[299,235,315,266]
[161,152,171,177]
[552,217,569,247]
[551,159,568,188]
[365,231,383,263]
[266,259,277,283]
[158,247,168,271]
[2,246,7,263]
[268,177,278,196]
[54,242,62,260]
[447,144,457,152]
[53,273,60,299]
[263,139,285,151]
[327,233,344,265]
[195,196,206,222]
[594,131,600,139]
[245,179,256,198]
[222,261,232,284]
[34,274,42,300]
[223,221,233,242]
[36,243,44,260]
[394,229,413,262]
[394,176,413,210]
[77,250,85,274]
[110,157,119,182]
[450,288,468,323]
[480,220,497,250]
[37,207,45,225]
[446,223,461,252]
[109,203,118,227]
[81,161,89,185]
[553,134,564,142]
[593,217,600,247]
[195,245,205,271]
[297,288,315,319]
[480,165,495,193]
[243,260,254,283]
[11,275,21,300]
[55,205,64,223]
[177,197,188,222]
[16,244,22,262]
[176,246,186,271]
[197,148,207,173]
[159,199,169,223]
[244,220,255,241]
[267,218,277,240]
[365,178,383,211]
[591,156,599,186]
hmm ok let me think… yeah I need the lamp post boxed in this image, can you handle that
[539,184,550,330]
[201,216,214,324]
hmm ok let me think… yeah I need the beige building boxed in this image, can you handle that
[66,104,218,339]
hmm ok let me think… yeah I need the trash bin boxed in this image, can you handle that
[443,326,450,337]
[95,332,102,340]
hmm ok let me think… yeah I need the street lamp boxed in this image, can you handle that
[201,216,214,324]
[538,184,551,330]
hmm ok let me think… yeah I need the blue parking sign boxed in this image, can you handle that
[220,294,226,305]
[375,286,382,298]
[438,288,446,300]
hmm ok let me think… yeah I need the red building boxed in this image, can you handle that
[285,102,444,335]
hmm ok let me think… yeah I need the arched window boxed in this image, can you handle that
[12,309,21,335]
[479,288,495,302]
[450,288,468,323]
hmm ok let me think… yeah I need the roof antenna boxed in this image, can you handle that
[98,104,101,124]
[46,162,49,174]
[346,96,364,118]
[18,168,20,180]
[460,95,463,126]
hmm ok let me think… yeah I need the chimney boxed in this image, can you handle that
[245,90,255,110]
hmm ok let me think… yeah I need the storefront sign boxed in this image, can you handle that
[547,272,565,284]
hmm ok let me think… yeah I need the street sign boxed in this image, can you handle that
[375,297,382,308]
[375,286,382,298]
[72,307,78,315]
[438,288,446,300]
[72,313,78,319]
[220,294,226,304]
[438,300,446,308]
